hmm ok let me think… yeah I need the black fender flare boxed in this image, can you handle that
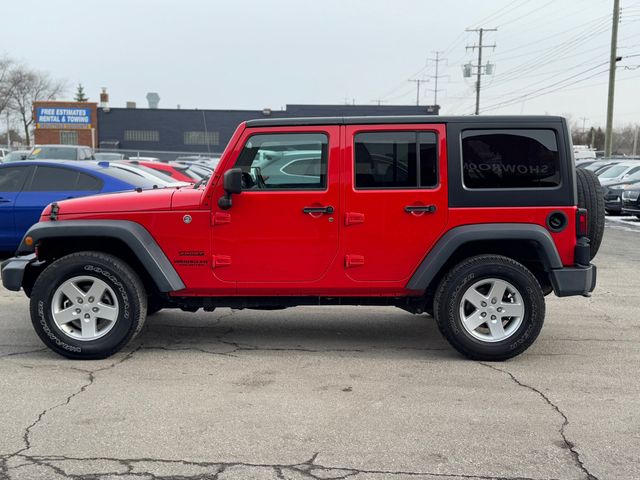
[406,223,563,291]
[17,220,186,292]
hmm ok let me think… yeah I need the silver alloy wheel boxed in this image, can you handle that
[459,278,525,343]
[51,275,119,341]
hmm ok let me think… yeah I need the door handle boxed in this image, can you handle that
[303,205,334,214]
[404,204,436,213]
[0,198,10,203]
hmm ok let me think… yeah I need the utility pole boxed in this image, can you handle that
[428,51,447,106]
[605,0,620,157]
[6,112,9,150]
[408,78,428,106]
[633,126,639,156]
[371,99,388,106]
[465,27,497,115]
[580,117,588,134]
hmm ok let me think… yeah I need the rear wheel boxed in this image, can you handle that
[576,168,605,259]
[434,255,545,361]
[30,252,147,359]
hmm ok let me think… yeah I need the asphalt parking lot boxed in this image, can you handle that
[0,223,638,480]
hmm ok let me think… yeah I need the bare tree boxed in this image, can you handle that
[0,55,16,116]
[8,66,66,146]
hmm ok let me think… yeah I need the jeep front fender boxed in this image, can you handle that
[16,220,185,293]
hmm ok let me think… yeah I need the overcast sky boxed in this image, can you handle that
[2,0,639,127]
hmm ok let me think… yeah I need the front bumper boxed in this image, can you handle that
[549,264,597,297]
[1,254,36,292]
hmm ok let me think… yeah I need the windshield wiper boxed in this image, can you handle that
[193,175,211,189]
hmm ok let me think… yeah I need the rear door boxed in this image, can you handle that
[0,166,30,250]
[15,166,103,236]
[342,124,448,283]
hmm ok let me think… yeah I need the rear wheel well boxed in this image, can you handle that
[28,237,162,301]
[423,239,553,312]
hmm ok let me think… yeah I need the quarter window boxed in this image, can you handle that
[354,131,438,189]
[462,129,560,189]
[234,133,328,190]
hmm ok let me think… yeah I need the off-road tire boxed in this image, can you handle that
[576,168,605,259]
[30,251,147,359]
[434,255,545,361]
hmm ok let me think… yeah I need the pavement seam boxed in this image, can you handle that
[479,362,599,480]
[3,453,561,480]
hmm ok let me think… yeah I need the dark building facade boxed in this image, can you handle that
[97,104,439,156]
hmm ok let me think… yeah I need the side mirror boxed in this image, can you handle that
[223,168,243,194]
[218,168,243,210]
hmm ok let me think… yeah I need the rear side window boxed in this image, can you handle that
[354,131,438,189]
[0,167,30,192]
[462,129,560,189]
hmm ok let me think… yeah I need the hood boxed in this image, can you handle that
[41,188,177,218]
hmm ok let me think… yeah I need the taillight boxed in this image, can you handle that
[576,208,588,237]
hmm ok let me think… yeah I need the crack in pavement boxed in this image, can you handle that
[0,347,48,360]
[8,344,144,459]
[0,452,563,480]
[479,363,599,480]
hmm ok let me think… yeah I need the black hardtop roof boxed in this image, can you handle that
[245,115,565,128]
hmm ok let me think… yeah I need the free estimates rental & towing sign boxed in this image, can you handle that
[36,107,92,129]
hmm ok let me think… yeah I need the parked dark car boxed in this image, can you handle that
[603,179,640,214]
[27,145,95,161]
[621,183,640,218]
[0,161,160,253]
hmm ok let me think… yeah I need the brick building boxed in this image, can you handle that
[33,101,98,148]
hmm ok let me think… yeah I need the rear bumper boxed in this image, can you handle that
[0,254,36,292]
[549,264,597,297]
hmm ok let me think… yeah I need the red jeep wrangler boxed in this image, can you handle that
[1,116,604,361]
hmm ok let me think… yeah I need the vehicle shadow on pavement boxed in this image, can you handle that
[139,306,458,360]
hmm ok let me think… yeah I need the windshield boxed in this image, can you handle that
[598,165,628,179]
[4,151,28,162]
[28,147,78,160]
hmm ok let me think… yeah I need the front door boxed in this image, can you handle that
[211,127,340,291]
[342,124,448,283]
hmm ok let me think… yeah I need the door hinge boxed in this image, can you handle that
[345,212,365,226]
[213,212,231,225]
[345,254,365,268]
[212,255,232,268]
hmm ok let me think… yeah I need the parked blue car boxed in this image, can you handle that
[0,161,158,253]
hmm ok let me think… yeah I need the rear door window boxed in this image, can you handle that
[461,129,560,189]
[27,166,80,191]
[354,131,438,189]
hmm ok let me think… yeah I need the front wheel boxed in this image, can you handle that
[30,252,147,359]
[434,255,545,361]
